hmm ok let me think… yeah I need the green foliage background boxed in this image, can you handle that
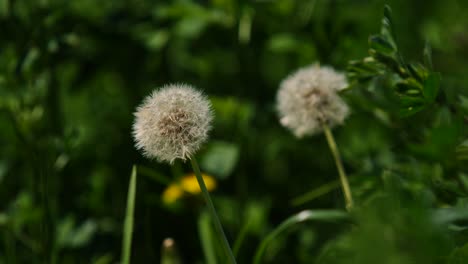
[1,0,468,263]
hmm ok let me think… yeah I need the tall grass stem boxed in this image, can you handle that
[190,157,237,264]
[121,166,137,264]
[253,210,349,264]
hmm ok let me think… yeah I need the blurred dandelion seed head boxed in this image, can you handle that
[277,64,349,137]
[162,238,175,249]
[133,84,213,163]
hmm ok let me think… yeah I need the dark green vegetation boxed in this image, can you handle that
[1,0,468,263]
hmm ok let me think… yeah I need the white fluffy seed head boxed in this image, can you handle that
[276,64,349,138]
[133,84,213,163]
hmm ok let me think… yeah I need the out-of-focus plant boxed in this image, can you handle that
[348,5,441,117]
[276,64,354,210]
[1,1,468,263]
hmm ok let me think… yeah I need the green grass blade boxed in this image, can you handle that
[232,219,251,258]
[198,210,218,264]
[290,180,341,207]
[191,157,237,264]
[253,210,349,264]
[121,166,137,264]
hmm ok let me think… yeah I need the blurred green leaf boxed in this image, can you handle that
[456,140,468,161]
[423,42,433,70]
[92,254,113,264]
[447,243,468,264]
[268,34,300,53]
[57,217,98,249]
[369,35,396,57]
[198,210,219,264]
[201,141,239,179]
[423,72,441,102]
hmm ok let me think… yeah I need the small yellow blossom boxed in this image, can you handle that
[180,173,217,194]
[162,173,217,205]
[162,184,184,205]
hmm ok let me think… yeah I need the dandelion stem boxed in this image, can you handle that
[190,157,237,264]
[322,123,354,210]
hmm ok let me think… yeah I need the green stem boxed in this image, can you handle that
[253,210,349,264]
[322,123,354,211]
[121,166,137,264]
[290,180,341,207]
[190,157,237,264]
[232,219,251,258]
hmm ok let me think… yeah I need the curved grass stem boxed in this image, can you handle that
[190,157,237,264]
[322,123,354,211]
[253,210,349,264]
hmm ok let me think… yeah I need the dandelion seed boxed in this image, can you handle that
[276,64,349,137]
[133,84,213,163]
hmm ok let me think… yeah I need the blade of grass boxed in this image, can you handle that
[137,165,172,185]
[290,180,341,207]
[253,210,349,264]
[121,166,137,264]
[198,211,218,264]
[232,219,251,258]
[191,157,237,264]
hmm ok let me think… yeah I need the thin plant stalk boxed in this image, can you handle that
[121,166,137,264]
[198,211,218,264]
[290,180,341,207]
[190,157,237,264]
[253,210,349,264]
[322,123,354,210]
[232,219,251,258]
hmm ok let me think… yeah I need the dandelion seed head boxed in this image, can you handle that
[277,64,349,137]
[133,84,213,163]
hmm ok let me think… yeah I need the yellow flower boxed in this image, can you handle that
[180,173,217,194]
[161,173,217,205]
[162,184,184,205]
